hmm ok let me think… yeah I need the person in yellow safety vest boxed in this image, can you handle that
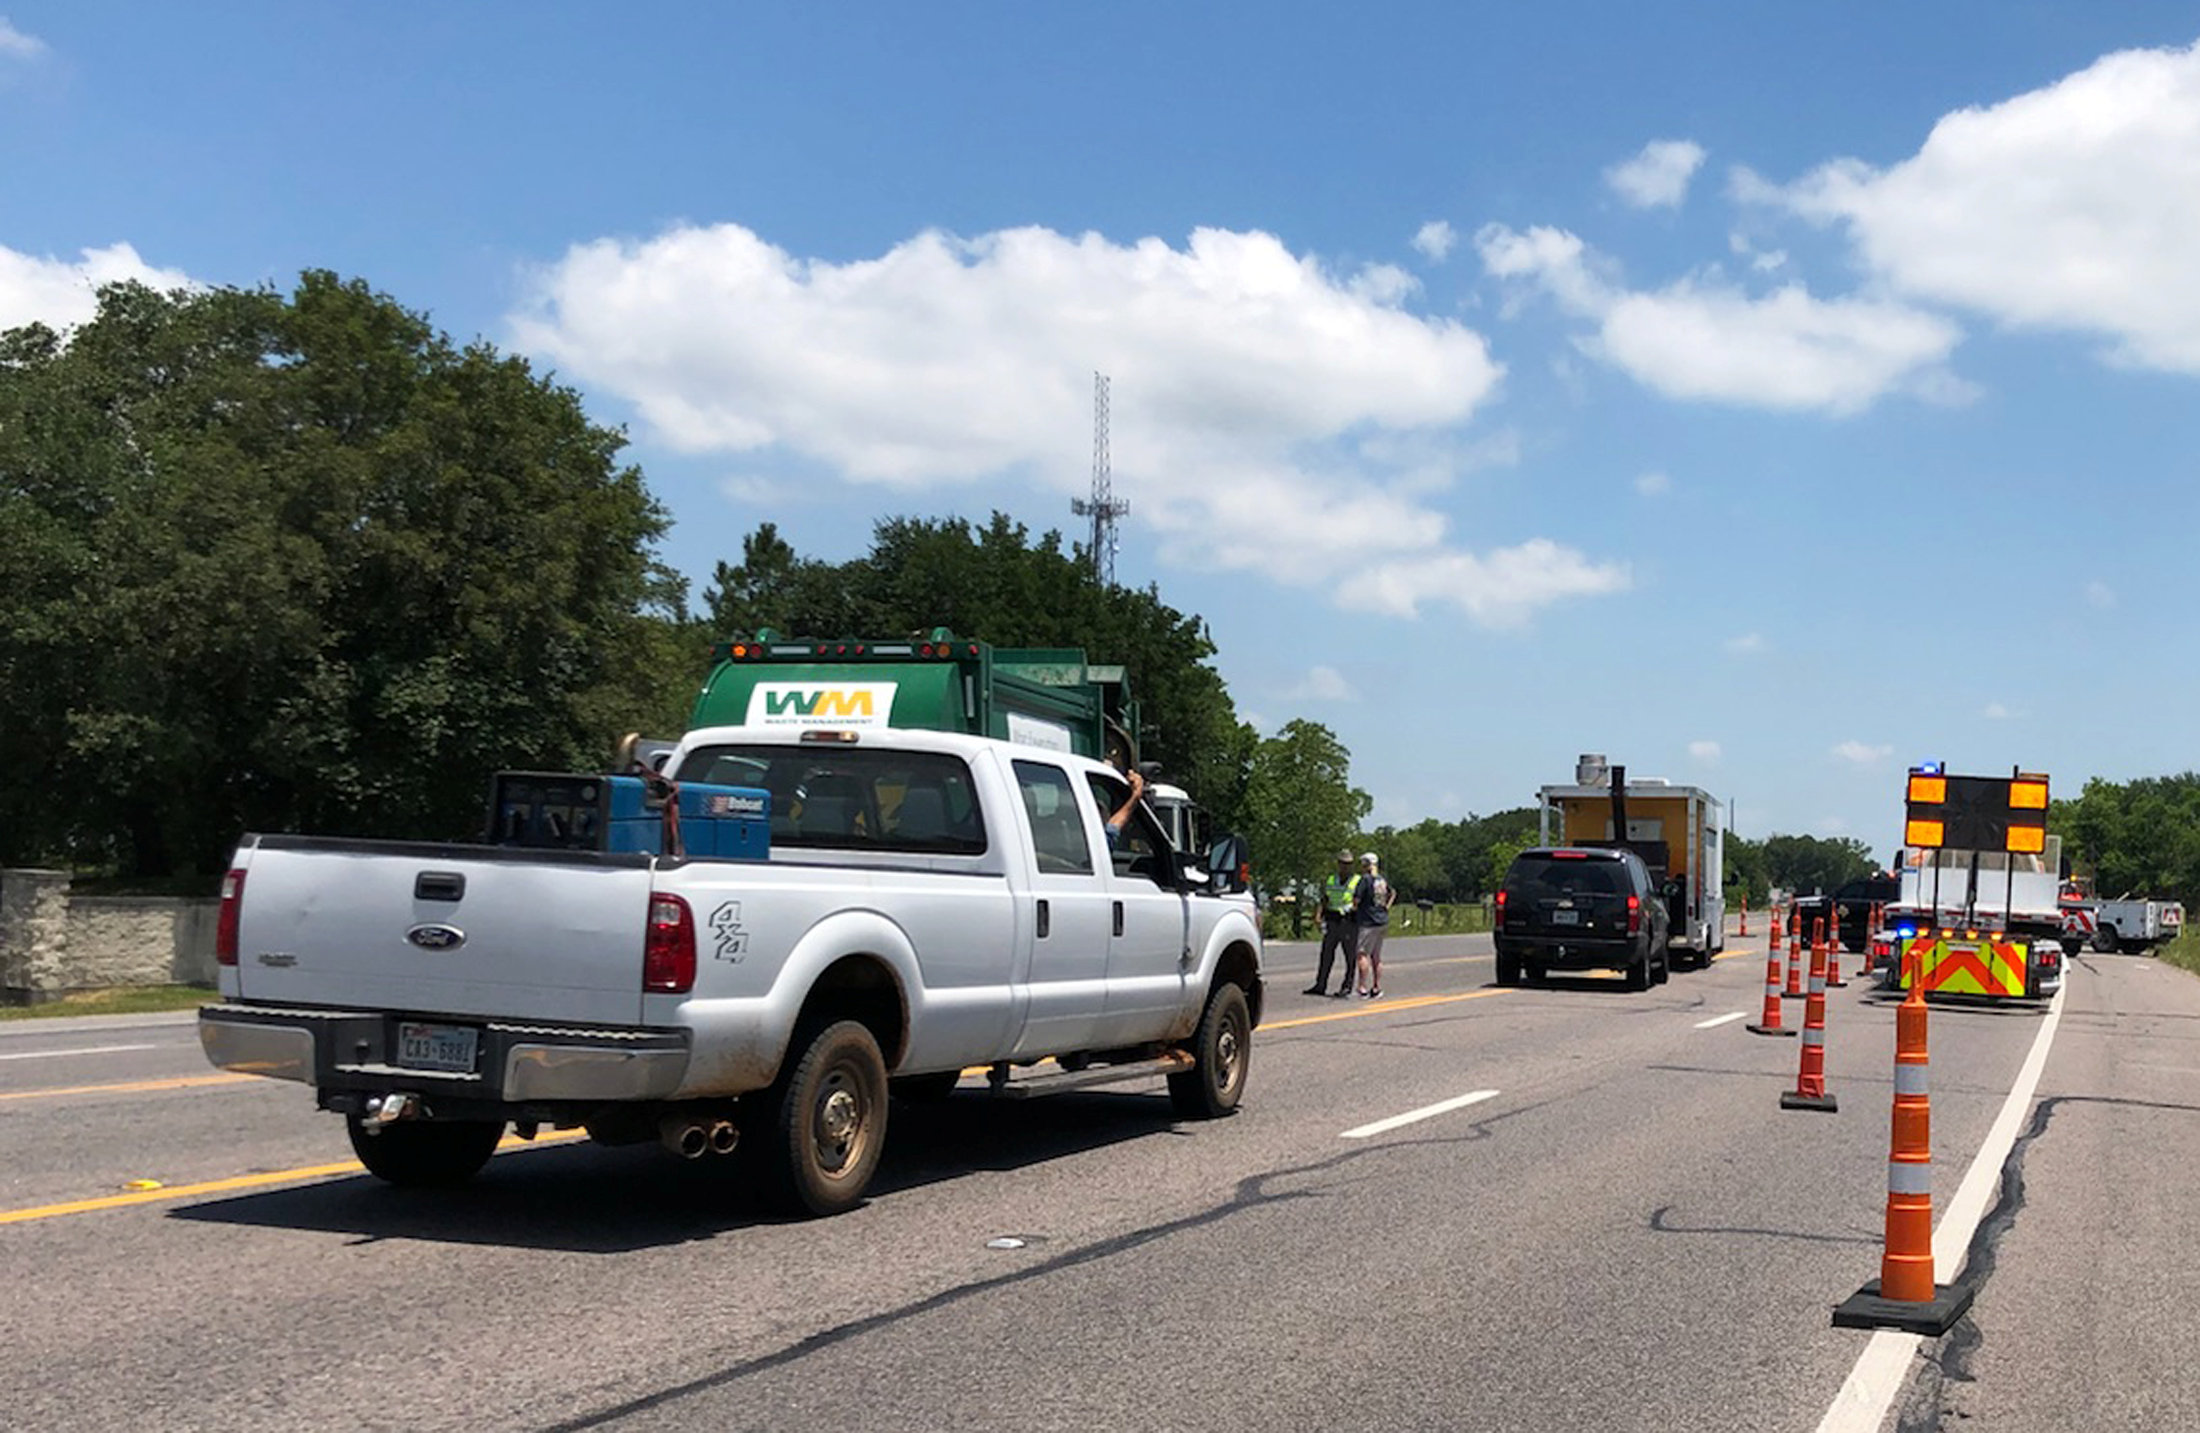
[1306,848,1363,998]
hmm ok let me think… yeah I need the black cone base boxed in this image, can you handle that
[1831,1278,1975,1335]
[1780,1091,1839,1112]
[1746,1024,1799,1037]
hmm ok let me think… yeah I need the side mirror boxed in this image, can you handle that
[1205,833,1250,895]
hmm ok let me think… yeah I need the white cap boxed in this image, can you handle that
[1360,851,1379,865]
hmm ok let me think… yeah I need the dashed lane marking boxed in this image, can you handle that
[1341,1089,1501,1139]
[1694,1011,1749,1029]
[0,1129,592,1226]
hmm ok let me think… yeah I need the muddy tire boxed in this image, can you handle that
[1168,981,1250,1119]
[759,1020,890,1217]
[346,1115,504,1187]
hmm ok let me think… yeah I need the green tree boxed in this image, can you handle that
[1240,719,1370,937]
[0,273,685,878]
[2059,773,2200,911]
[1724,833,1770,909]
[1761,834,1877,898]
[701,513,1253,830]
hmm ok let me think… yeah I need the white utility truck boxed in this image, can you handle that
[198,726,1263,1216]
[2088,897,2185,953]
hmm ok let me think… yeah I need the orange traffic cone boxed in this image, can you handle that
[1827,905,1849,989]
[1783,907,1806,998]
[1740,896,1750,938]
[1748,908,1794,1037]
[1832,948,1975,1334]
[1781,921,1838,1111]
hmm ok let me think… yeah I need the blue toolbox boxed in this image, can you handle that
[488,772,771,859]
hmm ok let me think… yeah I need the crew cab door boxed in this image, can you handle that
[1007,759,1111,1057]
[1085,770,1191,1044]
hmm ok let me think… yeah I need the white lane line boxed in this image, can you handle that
[1694,1011,1749,1030]
[1341,1089,1499,1139]
[0,1043,159,1062]
[1814,980,2068,1433]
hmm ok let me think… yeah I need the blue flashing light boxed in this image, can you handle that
[1915,761,1942,775]
[1896,924,1918,938]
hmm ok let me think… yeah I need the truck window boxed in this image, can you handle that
[1013,760,1094,875]
[675,745,986,855]
[1086,772,1175,888]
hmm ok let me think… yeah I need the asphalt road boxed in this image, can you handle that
[3,934,2195,1432]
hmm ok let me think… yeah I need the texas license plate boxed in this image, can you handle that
[396,1022,478,1073]
[1552,909,1580,925]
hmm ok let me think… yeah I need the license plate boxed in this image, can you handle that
[1552,909,1580,926]
[396,1022,478,1073]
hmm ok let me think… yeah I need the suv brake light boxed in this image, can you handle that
[1493,889,1507,929]
[643,894,696,993]
[1626,893,1641,934]
[216,868,246,966]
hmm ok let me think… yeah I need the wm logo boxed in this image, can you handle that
[764,689,876,718]
[746,681,895,726]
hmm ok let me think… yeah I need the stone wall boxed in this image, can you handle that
[0,870,218,1004]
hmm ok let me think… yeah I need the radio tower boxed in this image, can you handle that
[1071,371,1130,586]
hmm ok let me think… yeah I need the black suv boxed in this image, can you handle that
[1494,847,1673,990]
[1792,875,1901,952]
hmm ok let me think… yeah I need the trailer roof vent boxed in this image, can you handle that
[1576,753,1610,786]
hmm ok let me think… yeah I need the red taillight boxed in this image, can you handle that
[1493,890,1507,928]
[643,893,696,994]
[1626,893,1642,934]
[918,643,934,657]
[215,868,246,966]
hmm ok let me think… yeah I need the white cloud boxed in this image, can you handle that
[1634,470,1671,497]
[1759,39,2200,374]
[0,19,46,59]
[1606,139,1708,209]
[1832,740,1893,767]
[515,221,1629,626]
[1724,632,1767,655]
[1286,665,1355,701]
[1476,222,1965,413]
[0,242,199,334]
[1689,740,1722,763]
[2084,580,2116,610]
[1982,702,2020,720]
[1412,220,1457,262]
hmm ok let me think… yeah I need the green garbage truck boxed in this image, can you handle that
[682,630,1208,854]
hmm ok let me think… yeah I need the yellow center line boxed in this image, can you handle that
[1265,987,1513,1030]
[0,1073,258,1102]
[0,1129,590,1227]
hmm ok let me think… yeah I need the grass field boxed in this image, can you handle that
[0,985,216,1021]
[2160,927,2199,978]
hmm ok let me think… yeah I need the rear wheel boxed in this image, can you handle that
[1496,951,1522,986]
[758,1020,890,1217]
[346,1115,504,1187]
[1652,950,1670,985]
[2093,925,2118,954]
[1169,981,1250,1119]
[1626,946,1651,992]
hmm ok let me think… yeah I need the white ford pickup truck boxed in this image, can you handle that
[198,725,1263,1215]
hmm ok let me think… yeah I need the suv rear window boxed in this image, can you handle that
[1508,855,1631,898]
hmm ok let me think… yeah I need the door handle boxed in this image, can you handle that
[1113,901,1124,937]
[1036,899,1050,939]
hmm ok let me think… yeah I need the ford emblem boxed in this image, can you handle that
[405,923,466,951]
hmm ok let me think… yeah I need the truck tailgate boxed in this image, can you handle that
[233,836,656,1026]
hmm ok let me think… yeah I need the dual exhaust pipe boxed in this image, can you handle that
[659,1113,739,1159]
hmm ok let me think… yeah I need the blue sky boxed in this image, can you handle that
[5,4,2197,856]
